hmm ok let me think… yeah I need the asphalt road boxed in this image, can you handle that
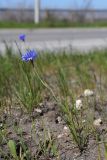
[1,28,107,53]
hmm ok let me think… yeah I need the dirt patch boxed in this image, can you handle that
[0,96,107,160]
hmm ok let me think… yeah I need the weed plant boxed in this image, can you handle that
[1,45,107,158]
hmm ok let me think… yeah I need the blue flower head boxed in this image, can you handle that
[19,34,26,41]
[22,50,37,62]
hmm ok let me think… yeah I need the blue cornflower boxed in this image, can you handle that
[22,50,37,62]
[19,34,26,41]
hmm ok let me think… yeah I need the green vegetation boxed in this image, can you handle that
[1,20,107,28]
[1,46,107,159]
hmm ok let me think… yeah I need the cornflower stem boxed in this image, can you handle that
[15,41,22,56]
[31,61,58,104]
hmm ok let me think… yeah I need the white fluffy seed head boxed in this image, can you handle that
[93,118,102,127]
[75,99,82,110]
[84,89,94,97]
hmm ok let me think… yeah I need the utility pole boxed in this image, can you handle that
[34,0,40,24]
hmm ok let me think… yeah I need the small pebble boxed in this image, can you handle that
[55,116,62,124]
[57,133,64,138]
[63,126,68,130]
[35,108,42,113]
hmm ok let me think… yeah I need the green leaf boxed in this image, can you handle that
[8,140,19,160]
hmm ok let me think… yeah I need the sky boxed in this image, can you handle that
[0,0,107,9]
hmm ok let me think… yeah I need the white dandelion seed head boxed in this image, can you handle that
[93,118,102,127]
[84,89,94,97]
[76,99,82,110]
